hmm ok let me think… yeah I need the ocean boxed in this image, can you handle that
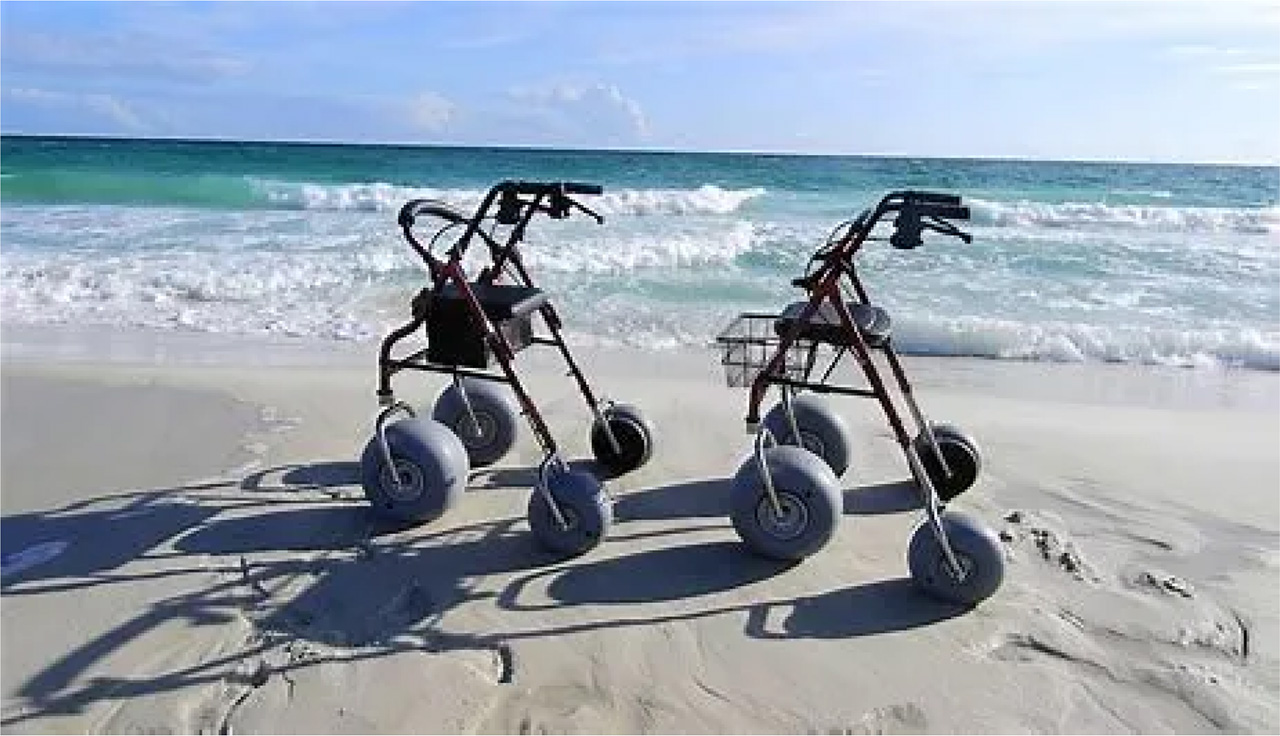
[1,135,1277,371]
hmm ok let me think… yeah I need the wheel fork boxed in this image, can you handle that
[590,399,623,456]
[752,428,786,519]
[906,444,967,581]
[374,401,417,495]
[535,452,572,531]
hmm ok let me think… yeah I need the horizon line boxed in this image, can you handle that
[2,130,1277,169]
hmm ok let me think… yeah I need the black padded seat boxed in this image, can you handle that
[775,301,892,348]
[438,282,548,320]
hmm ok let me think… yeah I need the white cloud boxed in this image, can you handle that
[406,92,456,132]
[508,82,649,142]
[1,31,250,83]
[6,87,149,131]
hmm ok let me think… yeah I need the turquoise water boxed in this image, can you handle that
[2,135,1277,370]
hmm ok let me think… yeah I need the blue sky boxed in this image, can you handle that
[1,1,1277,163]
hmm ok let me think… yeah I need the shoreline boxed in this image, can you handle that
[4,321,1277,414]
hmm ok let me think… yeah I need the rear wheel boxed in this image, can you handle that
[914,423,981,502]
[432,378,520,467]
[761,394,852,477]
[590,403,654,476]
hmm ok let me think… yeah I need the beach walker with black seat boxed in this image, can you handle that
[715,189,1005,605]
[361,180,655,556]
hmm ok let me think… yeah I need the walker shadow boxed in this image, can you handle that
[502,540,787,608]
[471,457,608,490]
[490,539,964,640]
[2,461,970,731]
[745,578,967,639]
[614,476,924,522]
[612,477,732,522]
[1,482,233,591]
[240,461,362,495]
[844,479,923,515]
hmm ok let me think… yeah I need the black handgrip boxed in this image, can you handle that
[503,180,603,196]
[917,203,970,221]
[562,182,603,196]
[903,190,961,206]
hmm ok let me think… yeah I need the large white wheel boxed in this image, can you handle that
[730,445,842,561]
[432,378,520,467]
[359,417,469,523]
[907,511,1004,606]
[761,394,852,477]
[528,469,612,556]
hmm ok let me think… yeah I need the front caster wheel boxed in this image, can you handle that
[432,378,520,467]
[359,417,470,523]
[730,445,842,561]
[907,511,1005,606]
[528,469,612,556]
[913,423,982,502]
[761,394,852,477]
[590,403,654,476]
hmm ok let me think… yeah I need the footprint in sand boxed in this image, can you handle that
[1000,510,1098,582]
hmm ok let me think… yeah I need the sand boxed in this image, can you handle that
[1,324,1277,734]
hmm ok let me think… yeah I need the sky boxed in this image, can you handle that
[1,1,1278,164]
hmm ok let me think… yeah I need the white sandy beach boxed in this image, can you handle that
[2,324,1278,734]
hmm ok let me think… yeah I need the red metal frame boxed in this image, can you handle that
[376,181,610,459]
[744,190,972,454]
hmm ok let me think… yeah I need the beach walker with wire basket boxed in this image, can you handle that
[359,180,655,556]
[715,190,1004,605]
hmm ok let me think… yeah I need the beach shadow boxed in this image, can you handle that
[471,465,540,489]
[844,479,922,515]
[254,516,555,646]
[615,476,926,522]
[174,505,375,555]
[745,578,967,639]
[501,540,789,610]
[612,477,732,522]
[1,485,229,589]
[0,460,968,731]
[2,499,548,727]
[240,461,361,495]
[471,457,608,490]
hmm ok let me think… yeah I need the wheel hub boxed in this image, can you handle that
[755,491,809,540]
[457,411,499,449]
[382,459,425,502]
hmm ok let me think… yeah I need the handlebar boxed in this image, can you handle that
[500,180,603,197]
[564,182,603,196]
[395,180,607,273]
[397,199,469,230]
[901,190,961,206]
[494,180,605,225]
[811,190,972,259]
[883,190,972,249]
[914,203,970,221]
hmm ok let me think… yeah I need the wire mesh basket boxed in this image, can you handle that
[716,313,817,388]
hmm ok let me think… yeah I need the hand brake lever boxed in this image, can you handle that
[924,216,972,243]
[571,198,605,225]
